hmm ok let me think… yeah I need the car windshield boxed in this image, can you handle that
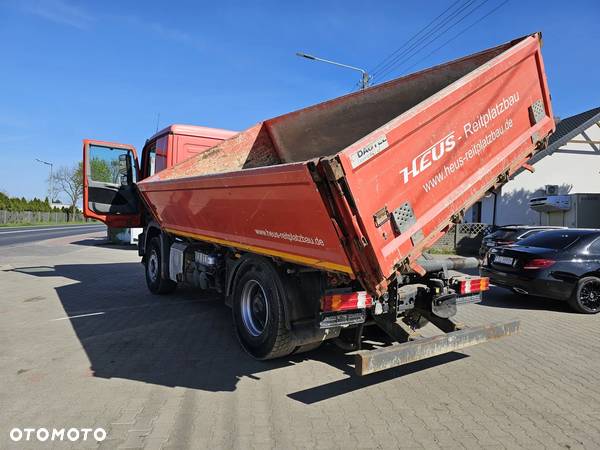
[519,229,543,239]
[517,231,582,249]
[488,229,520,240]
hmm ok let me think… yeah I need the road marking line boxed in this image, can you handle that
[0,225,104,235]
[51,312,106,321]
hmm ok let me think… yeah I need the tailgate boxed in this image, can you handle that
[326,34,554,293]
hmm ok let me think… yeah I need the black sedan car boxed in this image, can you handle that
[479,225,565,257]
[480,229,600,314]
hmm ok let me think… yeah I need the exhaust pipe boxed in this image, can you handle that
[513,287,528,295]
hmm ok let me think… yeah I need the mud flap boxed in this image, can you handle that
[355,320,520,376]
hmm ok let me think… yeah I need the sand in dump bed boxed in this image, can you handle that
[157,123,281,181]
[154,36,516,183]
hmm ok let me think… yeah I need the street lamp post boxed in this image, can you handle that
[296,52,371,89]
[35,158,54,203]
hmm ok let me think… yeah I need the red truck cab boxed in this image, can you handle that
[140,125,237,179]
[82,124,236,227]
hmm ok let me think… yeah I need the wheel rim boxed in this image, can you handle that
[240,280,269,337]
[148,251,159,283]
[579,280,600,312]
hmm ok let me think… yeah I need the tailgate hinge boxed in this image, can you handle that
[323,157,346,182]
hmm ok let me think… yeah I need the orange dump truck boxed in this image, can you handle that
[83,33,554,375]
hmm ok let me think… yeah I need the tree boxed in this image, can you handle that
[90,157,112,183]
[0,191,8,210]
[0,190,53,212]
[51,158,112,219]
[52,164,83,219]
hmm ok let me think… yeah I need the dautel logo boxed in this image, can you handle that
[10,427,107,442]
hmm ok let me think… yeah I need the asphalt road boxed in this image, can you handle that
[1,231,600,448]
[0,223,106,247]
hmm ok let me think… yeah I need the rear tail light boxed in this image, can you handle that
[454,277,490,295]
[496,240,515,245]
[321,291,372,312]
[523,258,556,269]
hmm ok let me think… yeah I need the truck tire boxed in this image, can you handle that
[145,237,176,295]
[568,276,600,314]
[232,258,295,359]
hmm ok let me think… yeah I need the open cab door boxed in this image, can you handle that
[82,139,142,228]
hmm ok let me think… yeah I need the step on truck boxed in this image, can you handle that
[83,33,554,375]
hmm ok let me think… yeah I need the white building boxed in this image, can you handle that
[466,107,600,226]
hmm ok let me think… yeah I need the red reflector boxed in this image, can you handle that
[523,258,555,269]
[457,277,489,295]
[321,292,372,312]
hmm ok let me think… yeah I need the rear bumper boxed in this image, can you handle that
[355,320,520,375]
[480,266,573,301]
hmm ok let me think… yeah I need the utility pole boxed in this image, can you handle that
[35,158,54,203]
[296,52,371,89]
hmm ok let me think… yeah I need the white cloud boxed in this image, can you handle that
[114,14,206,51]
[18,0,93,29]
[9,1,205,48]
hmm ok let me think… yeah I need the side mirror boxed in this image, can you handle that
[118,154,128,174]
[118,153,132,185]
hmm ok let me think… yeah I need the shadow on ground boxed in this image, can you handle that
[450,265,574,313]
[479,286,572,313]
[70,236,139,250]
[287,351,467,404]
[7,262,469,399]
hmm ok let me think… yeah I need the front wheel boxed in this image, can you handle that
[145,237,177,295]
[568,276,600,314]
[232,258,295,359]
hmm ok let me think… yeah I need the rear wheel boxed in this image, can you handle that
[145,237,176,294]
[569,276,600,314]
[232,258,295,359]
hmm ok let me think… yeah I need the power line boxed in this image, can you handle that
[369,0,465,76]
[400,0,510,75]
[375,0,493,81]
[351,0,474,91]
[378,0,477,78]
[372,0,478,79]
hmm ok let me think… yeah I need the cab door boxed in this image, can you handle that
[82,139,142,227]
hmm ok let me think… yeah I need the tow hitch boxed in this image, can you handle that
[355,320,520,375]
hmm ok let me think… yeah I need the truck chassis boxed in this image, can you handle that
[139,225,518,375]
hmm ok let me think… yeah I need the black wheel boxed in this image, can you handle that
[569,277,600,314]
[145,237,176,295]
[232,258,295,360]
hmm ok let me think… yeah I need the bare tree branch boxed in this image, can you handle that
[52,163,83,217]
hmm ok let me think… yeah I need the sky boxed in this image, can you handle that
[0,0,598,202]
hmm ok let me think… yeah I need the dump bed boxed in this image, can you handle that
[138,33,554,295]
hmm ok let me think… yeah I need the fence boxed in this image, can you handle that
[0,210,87,225]
[429,223,492,255]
